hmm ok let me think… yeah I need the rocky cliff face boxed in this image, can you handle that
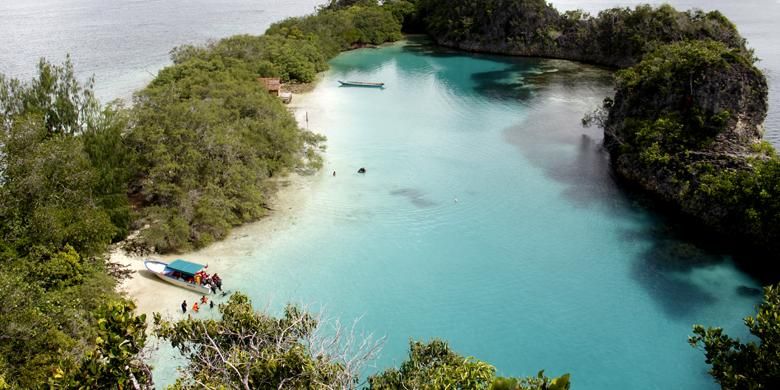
[602,40,772,246]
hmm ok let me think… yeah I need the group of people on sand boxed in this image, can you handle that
[179,270,224,314]
[181,295,214,314]
[192,270,222,294]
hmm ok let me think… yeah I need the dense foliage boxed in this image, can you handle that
[127,56,318,251]
[690,285,780,389]
[368,339,570,390]
[0,2,405,385]
[128,1,406,252]
[416,1,748,67]
[0,59,129,256]
[267,3,403,61]
[58,300,151,389]
[0,59,138,387]
[154,293,373,389]
[608,40,763,154]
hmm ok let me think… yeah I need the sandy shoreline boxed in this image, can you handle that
[112,90,323,318]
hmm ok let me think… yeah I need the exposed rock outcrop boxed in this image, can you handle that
[601,40,777,251]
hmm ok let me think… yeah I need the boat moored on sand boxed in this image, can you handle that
[144,259,218,294]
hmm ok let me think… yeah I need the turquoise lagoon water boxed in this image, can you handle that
[173,41,761,389]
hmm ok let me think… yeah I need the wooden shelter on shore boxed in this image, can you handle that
[258,77,292,103]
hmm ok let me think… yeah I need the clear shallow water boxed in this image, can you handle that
[199,40,760,389]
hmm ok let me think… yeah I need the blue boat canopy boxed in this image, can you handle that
[167,259,205,275]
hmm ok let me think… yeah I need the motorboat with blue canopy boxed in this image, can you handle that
[144,258,214,294]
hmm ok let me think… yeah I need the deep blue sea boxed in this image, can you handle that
[2,1,777,389]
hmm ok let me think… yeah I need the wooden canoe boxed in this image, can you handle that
[338,80,385,88]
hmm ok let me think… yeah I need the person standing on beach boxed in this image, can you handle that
[181,300,187,314]
[213,274,222,292]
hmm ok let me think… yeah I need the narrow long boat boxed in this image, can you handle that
[144,259,213,294]
[338,80,385,88]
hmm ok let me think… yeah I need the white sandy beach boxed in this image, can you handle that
[113,90,325,318]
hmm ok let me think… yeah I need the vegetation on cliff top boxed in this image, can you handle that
[416,0,749,67]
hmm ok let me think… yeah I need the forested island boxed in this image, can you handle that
[1,0,778,388]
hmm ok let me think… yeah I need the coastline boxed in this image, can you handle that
[112,89,324,318]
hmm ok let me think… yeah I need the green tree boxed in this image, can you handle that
[0,59,123,257]
[154,293,380,389]
[690,285,780,389]
[0,255,122,388]
[0,57,100,136]
[82,103,136,241]
[61,300,152,389]
[0,59,129,388]
[368,339,570,390]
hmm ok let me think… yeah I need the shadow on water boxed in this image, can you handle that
[615,190,780,317]
[390,188,437,208]
[503,61,624,210]
[470,67,536,102]
[621,221,725,318]
[737,285,763,297]
[329,47,396,74]
[403,38,558,103]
